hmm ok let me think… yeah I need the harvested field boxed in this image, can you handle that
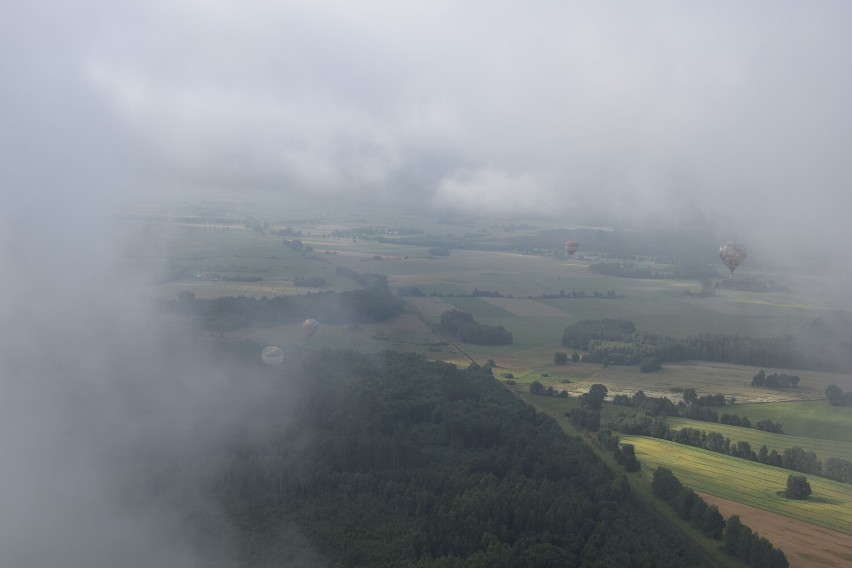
[478,297,570,317]
[698,493,852,568]
[157,279,299,299]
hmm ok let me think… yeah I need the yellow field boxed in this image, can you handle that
[623,436,852,536]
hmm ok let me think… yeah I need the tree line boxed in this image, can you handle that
[562,317,852,372]
[652,467,789,568]
[440,310,513,345]
[607,412,852,485]
[163,287,403,331]
[826,384,852,406]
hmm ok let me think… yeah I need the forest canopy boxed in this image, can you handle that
[214,349,706,567]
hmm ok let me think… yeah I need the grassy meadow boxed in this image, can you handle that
[622,435,852,536]
[666,416,852,463]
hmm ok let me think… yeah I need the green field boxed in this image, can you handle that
[666,416,852,463]
[622,436,852,536]
[137,210,852,555]
[733,401,852,442]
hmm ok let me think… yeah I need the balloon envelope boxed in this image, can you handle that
[261,345,284,365]
[719,242,747,275]
[302,318,319,337]
[564,241,578,256]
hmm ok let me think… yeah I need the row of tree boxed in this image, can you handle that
[652,467,788,568]
[166,287,403,330]
[293,275,326,287]
[750,370,800,389]
[596,429,641,472]
[826,384,852,406]
[563,317,852,372]
[440,310,513,345]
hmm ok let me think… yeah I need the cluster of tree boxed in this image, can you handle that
[718,278,790,292]
[652,468,789,567]
[723,516,789,568]
[214,350,708,567]
[165,288,403,331]
[596,430,641,472]
[825,457,852,484]
[330,226,423,239]
[754,419,784,434]
[609,390,679,417]
[720,413,751,428]
[440,310,513,345]
[282,238,313,254]
[551,351,581,366]
[566,384,610,432]
[651,467,727,540]
[427,247,451,256]
[528,380,568,398]
[562,319,637,350]
[785,475,812,499]
[563,317,852,372]
[826,384,852,406]
[679,404,719,424]
[334,266,389,291]
[682,389,729,406]
[471,288,501,297]
[270,226,302,236]
[293,276,326,287]
[750,370,800,389]
[397,286,426,297]
[609,388,759,429]
[244,216,267,234]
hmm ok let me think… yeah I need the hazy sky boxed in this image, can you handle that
[4,1,852,237]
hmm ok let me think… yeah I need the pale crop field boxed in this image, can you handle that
[623,436,852,535]
[478,297,571,317]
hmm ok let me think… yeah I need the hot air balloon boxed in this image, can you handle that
[302,318,319,338]
[261,345,284,365]
[719,242,747,275]
[564,240,579,256]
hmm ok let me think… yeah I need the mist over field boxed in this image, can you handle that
[2,1,852,566]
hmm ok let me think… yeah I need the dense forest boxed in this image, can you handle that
[214,350,707,567]
[562,317,852,372]
[161,288,404,331]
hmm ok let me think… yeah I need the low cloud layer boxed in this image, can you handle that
[6,3,852,240]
